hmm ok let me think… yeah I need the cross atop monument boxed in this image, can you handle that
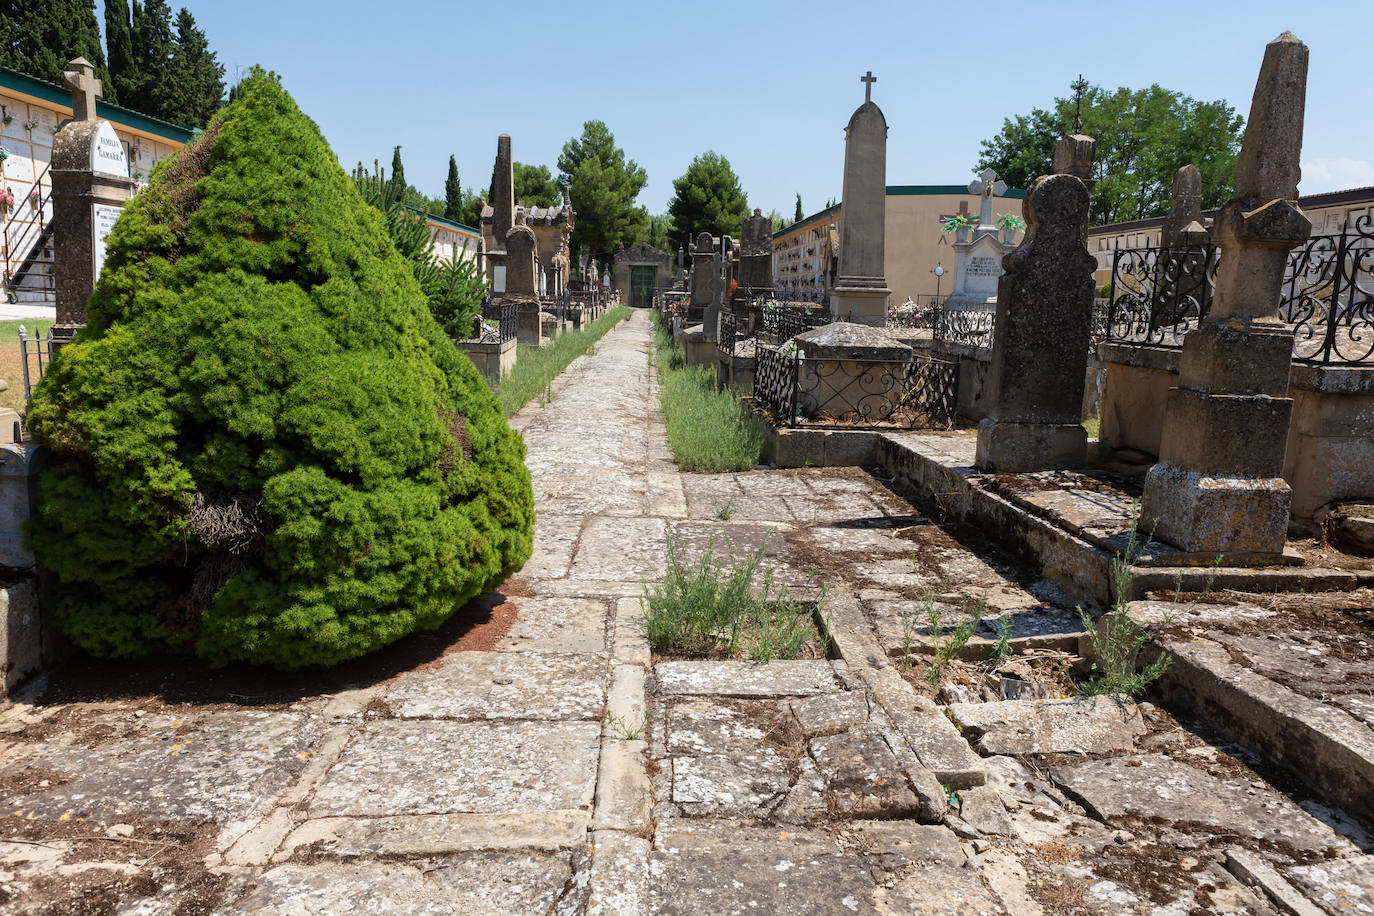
[861,71,876,103]
[967,167,1008,229]
[62,57,102,122]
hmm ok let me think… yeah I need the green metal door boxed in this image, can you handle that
[630,266,655,308]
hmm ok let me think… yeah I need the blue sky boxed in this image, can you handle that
[130,0,1371,219]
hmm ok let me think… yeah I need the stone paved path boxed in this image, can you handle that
[2,310,1373,913]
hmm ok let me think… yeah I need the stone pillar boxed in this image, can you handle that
[738,209,773,294]
[485,134,514,288]
[689,231,713,316]
[1052,134,1097,189]
[1139,32,1312,558]
[1160,165,1207,248]
[974,172,1098,472]
[829,93,891,326]
[49,58,133,345]
[703,245,725,341]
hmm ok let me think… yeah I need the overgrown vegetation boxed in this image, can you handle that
[1074,512,1175,696]
[651,312,763,472]
[492,306,630,417]
[924,587,982,686]
[643,531,818,661]
[27,71,534,669]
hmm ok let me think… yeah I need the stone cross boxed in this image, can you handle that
[861,71,876,102]
[62,58,101,122]
[967,168,1008,229]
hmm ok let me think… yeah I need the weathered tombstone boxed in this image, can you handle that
[1052,135,1097,189]
[50,58,134,345]
[689,231,714,312]
[505,224,537,296]
[1159,164,1208,248]
[704,241,727,341]
[974,169,1098,472]
[737,209,774,294]
[946,167,1012,312]
[1138,32,1312,558]
[484,134,514,288]
[829,71,891,326]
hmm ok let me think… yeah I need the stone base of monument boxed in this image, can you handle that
[454,336,517,381]
[974,418,1086,473]
[1139,463,1292,559]
[829,285,890,327]
[509,299,543,347]
[793,323,912,424]
[681,326,717,368]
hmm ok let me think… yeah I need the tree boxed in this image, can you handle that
[512,162,561,208]
[557,120,648,269]
[444,155,463,221]
[126,0,174,116]
[794,193,803,223]
[768,210,787,234]
[28,70,532,669]
[104,0,137,105]
[666,151,748,255]
[160,7,223,127]
[976,80,1244,225]
[389,145,406,195]
[645,213,672,252]
[0,0,112,98]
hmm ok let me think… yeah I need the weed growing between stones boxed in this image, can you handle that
[642,530,818,661]
[926,591,982,686]
[492,306,631,416]
[650,312,764,473]
[604,708,651,740]
[1075,508,1176,697]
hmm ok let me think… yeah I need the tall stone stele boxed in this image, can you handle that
[974,148,1098,472]
[485,134,515,290]
[689,231,714,314]
[829,72,891,326]
[737,208,773,294]
[50,58,134,345]
[1139,32,1313,558]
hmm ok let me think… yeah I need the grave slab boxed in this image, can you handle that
[495,597,608,654]
[1,709,318,823]
[655,660,840,696]
[308,720,599,817]
[275,811,588,859]
[947,695,1145,755]
[809,726,920,818]
[382,651,606,721]
[1050,754,1351,855]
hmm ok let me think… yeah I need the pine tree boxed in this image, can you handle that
[104,0,138,106]
[390,146,406,195]
[0,0,113,98]
[444,155,463,222]
[160,8,223,127]
[127,0,174,116]
[794,193,803,223]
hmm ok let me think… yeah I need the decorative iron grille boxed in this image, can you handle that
[717,311,737,357]
[934,306,997,349]
[474,301,518,341]
[759,305,827,344]
[1104,215,1374,365]
[752,343,958,430]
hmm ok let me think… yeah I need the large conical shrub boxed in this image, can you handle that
[27,70,534,669]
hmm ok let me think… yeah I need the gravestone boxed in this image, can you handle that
[1159,164,1208,248]
[1138,32,1312,558]
[829,71,891,326]
[946,168,1011,312]
[704,240,728,341]
[505,223,537,297]
[49,58,134,345]
[484,134,514,288]
[738,210,773,294]
[974,172,1098,472]
[1052,135,1097,188]
[690,231,714,312]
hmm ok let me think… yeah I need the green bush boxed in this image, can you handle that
[26,70,534,669]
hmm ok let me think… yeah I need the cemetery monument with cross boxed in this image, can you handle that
[944,167,1013,311]
[829,70,892,326]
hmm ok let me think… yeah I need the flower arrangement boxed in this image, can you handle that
[887,297,937,326]
[28,188,40,208]
[996,213,1026,232]
[0,187,14,213]
[0,107,11,127]
[22,119,37,132]
[941,214,974,233]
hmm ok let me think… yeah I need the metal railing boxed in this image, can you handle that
[468,301,517,342]
[754,342,959,430]
[1104,214,1374,365]
[18,324,54,400]
[3,164,55,304]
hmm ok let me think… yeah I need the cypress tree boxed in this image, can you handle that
[794,193,803,223]
[161,8,224,127]
[389,145,406,197]
[127,0,174,116]
[104,0,138,106]
[0,0,112,96]
[444,155,463,222]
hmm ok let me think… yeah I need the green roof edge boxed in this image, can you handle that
[404,205,480,236]
[0,63,195,144]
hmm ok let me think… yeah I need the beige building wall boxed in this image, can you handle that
[773,185,1027,304]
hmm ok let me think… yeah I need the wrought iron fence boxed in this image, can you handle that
[759,304,828,344]
[717,311,737,357]
[18,324,54,401]
[934,305,997,349]
[1104,215,1374,365]
[753,343,958,430]
[470,301,517,342]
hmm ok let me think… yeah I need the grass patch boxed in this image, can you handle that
[651,312,762,472]
[643,530,821,661]
[491,306,630,417]
[0,319,55,414]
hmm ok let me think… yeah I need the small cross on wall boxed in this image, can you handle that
[861,71,876,103]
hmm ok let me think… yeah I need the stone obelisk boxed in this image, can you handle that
[829,71,891,326]
[1138,32,1312,558]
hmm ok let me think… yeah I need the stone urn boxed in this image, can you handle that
[1001,226,1017,245]
[955,226,971,244]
